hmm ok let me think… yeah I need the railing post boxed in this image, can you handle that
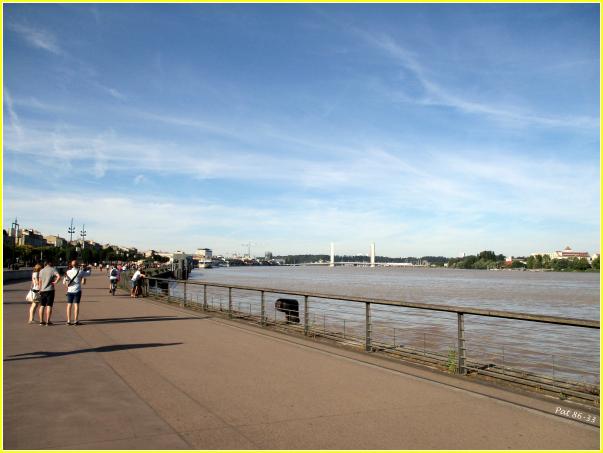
[304,295,309,335]
[182,281,187,307]
[365,302,372,352]
[228,287,232,318]
[167,282,171,303]
[203,284,207,310]
[457,312,466,375]
[260,291,265,326]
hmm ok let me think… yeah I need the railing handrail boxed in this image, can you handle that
[146,276,599,329]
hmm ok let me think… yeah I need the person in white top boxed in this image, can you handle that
[130,267,146,298]
[28,263,42,324]
[109,265,120,293]
[62,260,92,325]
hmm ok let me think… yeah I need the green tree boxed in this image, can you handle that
[592,256,600,270]
[478,251,497,262]
[526,256,535,269]
[511,260,526,269]
[570,258,590,271]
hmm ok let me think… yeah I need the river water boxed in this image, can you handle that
[187,266,600,385]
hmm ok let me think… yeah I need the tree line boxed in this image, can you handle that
[526,254,599,272]
[3,243,145,268]
[448,250,599,272]
[447,251,506,270]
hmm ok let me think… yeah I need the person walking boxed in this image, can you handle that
[63,260,92,325]
[38,260,60,325]
[27,263,42,323]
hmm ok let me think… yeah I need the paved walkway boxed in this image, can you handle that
[3,272,599,449]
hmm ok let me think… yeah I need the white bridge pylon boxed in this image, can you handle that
[329,242,376,267]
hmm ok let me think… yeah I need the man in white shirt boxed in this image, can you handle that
[130,267,146,298]
[63,260,92,325]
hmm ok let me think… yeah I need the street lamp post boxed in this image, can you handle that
[80,224,87,247]
[10,218,19,269]
[68,218,75,242]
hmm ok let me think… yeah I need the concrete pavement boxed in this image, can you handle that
[3,271,599,449]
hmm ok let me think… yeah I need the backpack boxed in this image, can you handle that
[110,268,118,277]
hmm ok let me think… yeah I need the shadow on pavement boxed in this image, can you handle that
[5,342,183,361]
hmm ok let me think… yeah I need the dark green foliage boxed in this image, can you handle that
[3,242,143,267]
[510,259,526,269]
[447,251,506,270]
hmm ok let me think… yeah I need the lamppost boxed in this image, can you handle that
[67,218,75,242]
[10,218,19,269]
[79,224,87,262]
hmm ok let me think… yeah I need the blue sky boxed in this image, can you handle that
[3,4,600,257]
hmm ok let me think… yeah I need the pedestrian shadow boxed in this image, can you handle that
[83,315,208,325]
[4,342,183,361]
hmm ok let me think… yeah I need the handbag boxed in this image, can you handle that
[26,290,37,303]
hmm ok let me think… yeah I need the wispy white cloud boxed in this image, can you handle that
[3,90,23,140]
[8,22,63,55]
[356,30,599,130]
[0,184,419,255]
[10,95,67,113]
[4,116,598,235]
[95,82,126,100]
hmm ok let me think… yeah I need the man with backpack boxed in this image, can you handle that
[63,260,92,325]
[109,265,119,294]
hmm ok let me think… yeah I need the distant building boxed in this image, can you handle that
[553,246,590,260]
[196,248,212,259]
[17,229,48,247]
[531,246,591,261]
[89,241,102,251]
[265,251,273,260]
[44,235,67,247]
[144,250,156,258]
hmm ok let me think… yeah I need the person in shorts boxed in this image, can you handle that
[38,260,60,325]
[63,260,92,325]
[130,267,146,298]
[28,263,42,324]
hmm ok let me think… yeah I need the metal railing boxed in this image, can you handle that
[125,275,600,404]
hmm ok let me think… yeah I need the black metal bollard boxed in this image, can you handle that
[275,298,300,324]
